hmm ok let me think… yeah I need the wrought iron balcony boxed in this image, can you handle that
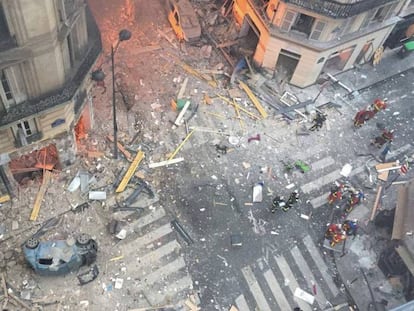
[282,0,396,19]
[0,7,102,127]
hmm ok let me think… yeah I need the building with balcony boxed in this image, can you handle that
[0,0,101,196]
[232,0,408,87]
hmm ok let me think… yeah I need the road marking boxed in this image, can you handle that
[291,245,328,309]
[274,255,312,311]
[309,192,330,209]
[129,207,166,232]
[302,235,339,297]
[311,156,335,171]
[301,144,412,195]
[235,294,251,311]
[389,144,412,159]
[149,274,193,305]
[241,266,271,311]
[263,269,291,310]
[122,222,173,255]
[135,240,181,269]
[301,170,341,194]
[143,256,186,285]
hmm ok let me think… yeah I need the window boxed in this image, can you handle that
[291,13,314,36]
[0,66,27,109]
[310,21,326,41]
[13,119,41,147]
[0,70,13,101]
[281,10,297,31]
[373,4,394,22]
[361,3,396,29]
[17,120,35,136]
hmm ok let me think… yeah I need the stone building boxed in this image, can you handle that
[232,0,409,87]
[0,0,101,196]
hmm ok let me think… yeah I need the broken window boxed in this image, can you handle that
[39,258,53,265]
[291,13,314,36]
[280,10,322,39]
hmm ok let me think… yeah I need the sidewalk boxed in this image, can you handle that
[288,47,414,107]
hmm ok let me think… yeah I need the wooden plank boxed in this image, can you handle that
[177,77,188,99]
[238,81,268,118]
[157,29,178,49]
[168,129,195,160]
[148,157,184,168]
[375,161,398,172]
[87,150,104,158]
[174,100,191,126]
[30,170,52,221]
[216,94,261,120]
[370,185,383,221]
[130,45,162,55]
[377,170,389,181]
[107,135,133,162]
[184,299,200,311]
[392,185,409,240]
[0,194,11,204]
[115,151,145,193]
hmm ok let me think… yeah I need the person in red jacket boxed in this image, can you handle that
[372,98,387,112]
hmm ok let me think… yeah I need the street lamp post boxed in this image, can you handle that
[92,29,131,159]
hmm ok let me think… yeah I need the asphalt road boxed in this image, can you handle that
[163,67,414,309]
[86,0,414,309]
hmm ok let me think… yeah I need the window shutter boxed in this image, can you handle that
[310,21,326,41]
[281,10,296,31]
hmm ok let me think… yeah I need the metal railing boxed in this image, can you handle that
[282,0,396,19]
[0,37,101,127]
[0,7,102,127]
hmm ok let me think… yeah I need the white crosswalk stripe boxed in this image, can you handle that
[290,245,329,309]
[311,156,335,171]
[235,294,251,311]
[304,143,412,207]
[274,255,313,311]
[241,266,272,311]
[303,235,339,297]
[112,207,193,306]
[237,234,340,310]
[263,269,291,310]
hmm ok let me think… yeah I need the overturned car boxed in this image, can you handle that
[23,233,97,276]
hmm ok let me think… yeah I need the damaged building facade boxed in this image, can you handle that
[0,0,101,196]
[232,0,409,87]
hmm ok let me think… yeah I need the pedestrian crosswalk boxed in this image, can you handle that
[236,234,339,310]
[234,143,413,310]
[301,143,413,208]
[115,206,193,306]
